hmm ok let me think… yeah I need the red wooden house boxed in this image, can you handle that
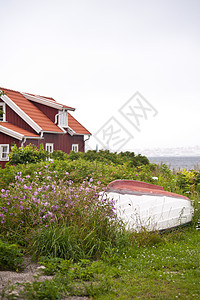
[0,87,91,168]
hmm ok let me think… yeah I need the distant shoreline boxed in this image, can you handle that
[148,156,200,170]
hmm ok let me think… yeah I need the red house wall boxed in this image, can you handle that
[31,102,58,123]
[24,133,85,153]
[6,105,36,134]
[0,133,84,168]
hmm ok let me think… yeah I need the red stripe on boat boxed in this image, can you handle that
[106,180,189,200]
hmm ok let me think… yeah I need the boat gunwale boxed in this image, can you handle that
[106,180,190,201]
[105,188,190,200]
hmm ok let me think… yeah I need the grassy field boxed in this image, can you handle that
[2,227,199,299]
[0,149,199,299]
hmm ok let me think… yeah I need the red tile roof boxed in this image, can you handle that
[0,87,91,136]
[68,113,91,135]
[0,122,40,138]
[1,88,63,133]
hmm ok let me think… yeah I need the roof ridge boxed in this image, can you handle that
[23,92,56,102]
[1,87,75,110]
[0,87,20,94]
[0,87,53,100]
[0,87,55,102]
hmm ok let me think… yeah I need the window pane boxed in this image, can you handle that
[72,144,78,152]
[0,145,9,160]
[46,144,54,153]
[2,146,7,152]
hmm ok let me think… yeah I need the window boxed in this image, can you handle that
[72,144,79,152]
[0,144,9,161]
[58,111,68,127]
[0,103,5,122]
[45,143,54,153]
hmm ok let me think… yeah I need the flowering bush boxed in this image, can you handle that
[0,158,144,190]
[0,171,116,230]
[0,168,122,259]
[176,169,200,193]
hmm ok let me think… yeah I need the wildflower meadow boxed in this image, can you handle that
[0,147,199,299]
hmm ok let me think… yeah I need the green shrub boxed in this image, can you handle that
[7,143,49,166]
[18,279,65,300]
[0,240,24,271]
[51,149,150,167]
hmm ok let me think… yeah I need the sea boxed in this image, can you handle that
[148,156,200,171]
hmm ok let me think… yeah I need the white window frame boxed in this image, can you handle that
[0,103,6,122]
[45,143,54,153]
[72,144,79,152]
[0,144,9,161]
[58,110,68,128]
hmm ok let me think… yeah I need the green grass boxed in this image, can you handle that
[99,227,200,299]
[2,227,199,299]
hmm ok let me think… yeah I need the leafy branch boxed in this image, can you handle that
[0,90,6,97]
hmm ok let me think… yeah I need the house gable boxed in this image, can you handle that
[1,92,42,133]
[5,104,38,134]
[0,88,64,134]
[0,87,91,168]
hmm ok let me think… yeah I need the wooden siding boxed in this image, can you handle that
[24,133,85,153]
[0,132,20,146]
[31,102,58,123]
[0,132,84,168]
[6,105,36,134]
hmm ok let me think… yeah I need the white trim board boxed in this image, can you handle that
[1,94,42,134]
[0,126,41,141]
[22,93,75,111]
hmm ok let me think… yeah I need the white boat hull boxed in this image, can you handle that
[105,180,193,231]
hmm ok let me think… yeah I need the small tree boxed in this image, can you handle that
[7,144,49,165]
[0,91,6,97]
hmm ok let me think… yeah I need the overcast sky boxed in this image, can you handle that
[1,0,200,153]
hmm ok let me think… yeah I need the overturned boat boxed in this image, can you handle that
[105,180,193,231]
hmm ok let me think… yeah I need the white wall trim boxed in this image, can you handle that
[0,125,24,140]
[1,94,42,134]
[0,126,41,141]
